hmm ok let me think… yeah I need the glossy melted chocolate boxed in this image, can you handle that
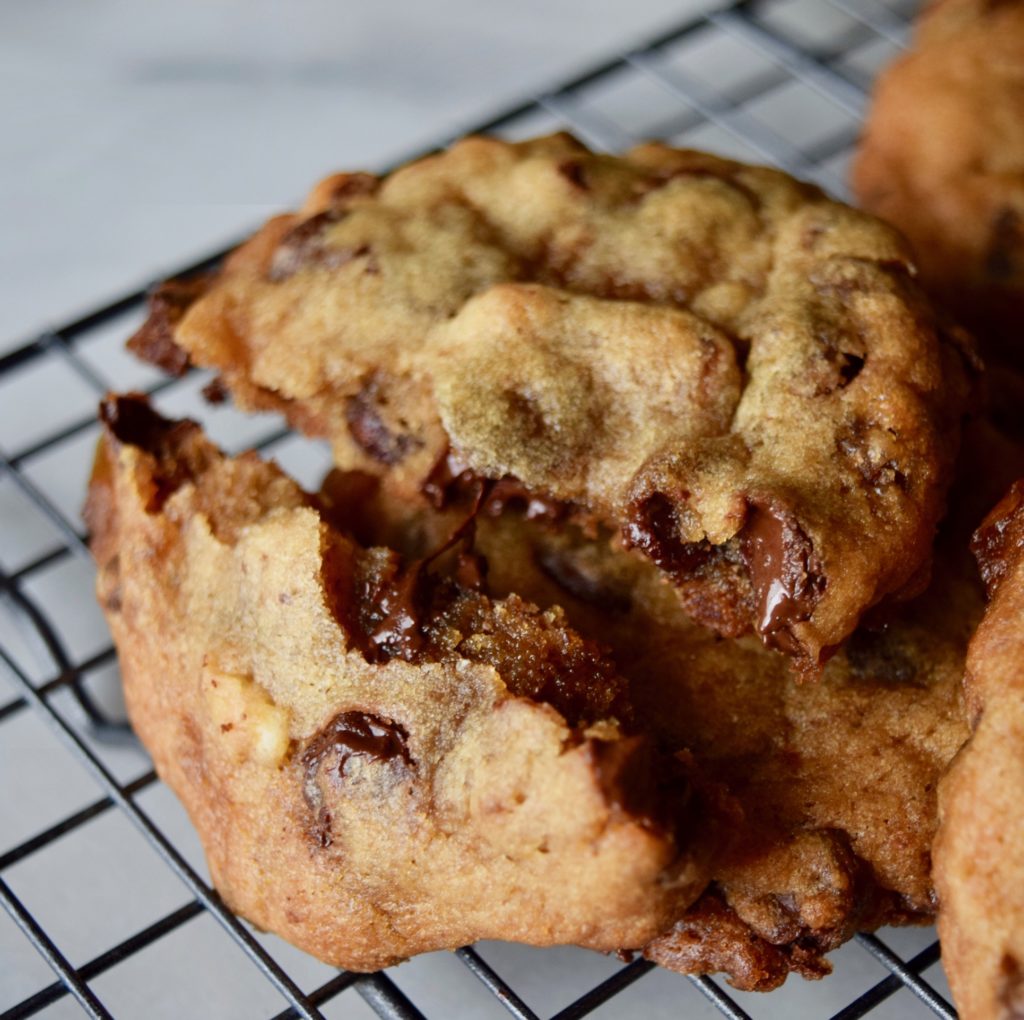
[301,711,412,847]
[421,447,567,524]
[625,491,824,655]
[739,504,824,655]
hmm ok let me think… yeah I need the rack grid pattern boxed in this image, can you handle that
[0,0,960,1017]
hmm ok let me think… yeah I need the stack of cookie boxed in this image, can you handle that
[85,3,1024,1016]
[854,3,1024,1019]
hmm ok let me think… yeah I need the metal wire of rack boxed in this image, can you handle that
[0,0,960,1017]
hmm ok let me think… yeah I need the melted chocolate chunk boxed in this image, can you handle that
[971,478,1024,596]
[99,395,203,512]
[342,472,491,664]
[100,394,179,451]
[301,711,412,847]
[363,560,427,662]
[127,275,212,376]
[421,447,568,522]
[739,504,824,656]
[421,448,479,510]
[622,493,712,580]
[268,208,377,281]
[345,379,420,465]
[485,477,567,524]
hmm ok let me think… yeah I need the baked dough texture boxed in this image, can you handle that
[84,394,715,971]
[468,488,975,990]
[85,393,997,990]
[852,0,1024,366]
[127,134,974,677]
[936,478,1024,1020]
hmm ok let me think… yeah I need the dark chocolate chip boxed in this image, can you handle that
[739,504,824,655]
[484,477,567,524]
[421,448,478,510]
[99,394,194,457]
[301,711,412,847]
[623,492,711,580]
[344,378,420,466]
[99,395,202,512]
[126,275,212,376]
[268,210,374,281]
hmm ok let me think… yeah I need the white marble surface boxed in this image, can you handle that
[0,1,955,1018]
[1,0,711,352]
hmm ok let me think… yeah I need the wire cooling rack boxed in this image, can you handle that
[0,0,961,1017]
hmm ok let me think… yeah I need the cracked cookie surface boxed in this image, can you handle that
[128,134,973,677]
[465,490,975,990]
[316,413,1024,991]
[87,393,1021,991]
[84,394,714,971]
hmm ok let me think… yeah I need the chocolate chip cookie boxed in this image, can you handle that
[85,394,717,971]
[127,135,974,678]
[469,487,976,990]
[89,389,1021,990]
[935,477,1024,1020]
[853,0,1024,366]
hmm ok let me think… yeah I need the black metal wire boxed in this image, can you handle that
[1,902,205,1020]
[0,877,114,1020]
[831,942,945,1020]
[454,947,542,1020]
[855,935,956,1019]
[0,1,961,1017]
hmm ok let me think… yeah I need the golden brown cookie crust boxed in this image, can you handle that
[935,478,1024,1020]
[88,392,1000,990]
[852,0,1024,363]
[129,135,973,677]
[470,503,974,990]
[337,415,1017,991]
[85,395,714,971]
